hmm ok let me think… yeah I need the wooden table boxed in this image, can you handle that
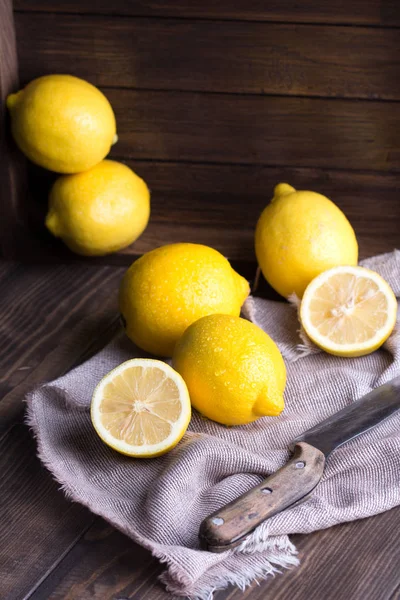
[1,259,399,600]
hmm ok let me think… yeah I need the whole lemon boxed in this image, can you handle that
[46,160,150,256]
[119,243,250,357]
[173,314,286,426]
[7,75,116,173]
[255,183,358,298]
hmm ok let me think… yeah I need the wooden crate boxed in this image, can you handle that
[1,0,399,265]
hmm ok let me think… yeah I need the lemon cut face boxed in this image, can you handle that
[300,266,397,357]
[91,359,191,457]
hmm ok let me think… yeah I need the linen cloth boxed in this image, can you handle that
[26,250,400,599]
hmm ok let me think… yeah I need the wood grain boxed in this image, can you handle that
[0,263,121,398]
[0,262,123,600]
[28,520,168,600]
[13,0,400,26]
[9,161,400,264]
[0,261,123,432]
[99,90,400,172]
[0,0,28,258]
[27,506,400,600]
[117,162,400,261]
[5,3,400,263]
[15,14,400,100]
[200,443,326,552]
[0,424,95,600]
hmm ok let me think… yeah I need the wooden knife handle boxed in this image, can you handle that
[199,442,325,552]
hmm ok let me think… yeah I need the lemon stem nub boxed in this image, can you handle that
[273,183,296,199]
[6,92,21,111]
[45,212,62,237]
[253,390,284,417]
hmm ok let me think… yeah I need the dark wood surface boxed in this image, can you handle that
[16,161,400,263]
[19,89,396,173]
[13,0,400,26]
[111,90,400,171]
[15,14,400,100]
[1,0,399,262]
[0,0,28,259]
[1,259,400,600]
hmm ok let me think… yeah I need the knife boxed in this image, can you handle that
[199,376,400,553]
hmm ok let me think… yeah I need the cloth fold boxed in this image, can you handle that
[26,250,400,599]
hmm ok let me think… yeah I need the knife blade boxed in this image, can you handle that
[199,376,400,553]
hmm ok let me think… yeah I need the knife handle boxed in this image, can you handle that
[199,442,325,552]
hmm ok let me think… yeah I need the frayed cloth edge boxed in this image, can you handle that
[158,539,299,600]
[24,392,298,600]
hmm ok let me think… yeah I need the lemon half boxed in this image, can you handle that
[91,359,191,457]
[300,266,397,357]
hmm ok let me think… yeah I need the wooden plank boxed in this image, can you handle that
[14,14,400,100]
[28,520,168,600]
[120,162,400,261]
[0,0,28,258]
[0,262,123,433]
[0,261,124,599]
[12,0,400,27]
[6,162,400,264]
[0,424,95,600]
[0,262,122,402]
[100,90,400,172]
[27,506,400,599]
[248,509,400,600]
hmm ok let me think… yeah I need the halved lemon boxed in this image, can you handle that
[91,359,191,457]
[300,266,397,357]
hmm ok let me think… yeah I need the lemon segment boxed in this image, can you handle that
[91,359,191,457]
[300,266,398,357]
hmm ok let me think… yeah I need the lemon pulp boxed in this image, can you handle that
[91,359,191,457]
[300,266,397,357]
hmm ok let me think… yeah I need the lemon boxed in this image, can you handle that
[91,359,191,457]
[255,183,358,298]
[172,314,286,426]
[45,159,150,256]
[300,266,397,357]
[7,75,116,173]
[119,243,250,357]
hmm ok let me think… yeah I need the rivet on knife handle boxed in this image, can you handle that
[199,442,325,552]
